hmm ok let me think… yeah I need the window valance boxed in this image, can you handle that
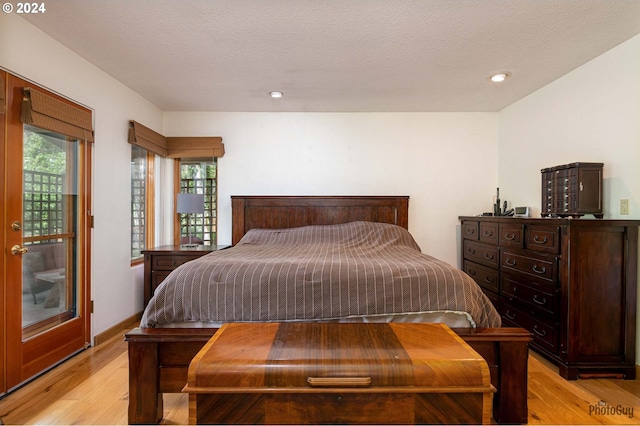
[128,120,224,159]
[0,73,6,115]
[21,87,94,142]
[166,137,225,159]
[128,120,167,157]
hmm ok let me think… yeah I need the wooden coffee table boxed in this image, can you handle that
[184,322,495,424]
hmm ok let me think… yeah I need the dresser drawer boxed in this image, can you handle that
[479,222,499,244]
[463,260,499,293]
[461,221,479,240]
[501,273,558,319]
[499,223,524,248]
[152,255,200,270]
[525,225,560,254]
[463,240,499,268]
[501,300,558,353]
[501,250,557,282]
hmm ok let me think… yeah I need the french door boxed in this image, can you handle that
[2,72,92,394]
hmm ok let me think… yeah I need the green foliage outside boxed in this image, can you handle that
[23,129,69,238]
[180,162,216,179]
[23,130,66,173]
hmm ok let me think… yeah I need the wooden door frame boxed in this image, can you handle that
[0,69,7,396]
[4,72,92,390]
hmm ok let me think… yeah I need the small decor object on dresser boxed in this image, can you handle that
[541,162,603,218]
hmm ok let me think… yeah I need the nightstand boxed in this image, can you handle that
[141,245,230,308]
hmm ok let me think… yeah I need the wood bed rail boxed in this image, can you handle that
[453,327,532,424]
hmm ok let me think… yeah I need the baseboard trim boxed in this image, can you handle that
[93,311,142,346]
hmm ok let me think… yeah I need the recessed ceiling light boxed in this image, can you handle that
[489,72,511,83]
[269,91,284,98]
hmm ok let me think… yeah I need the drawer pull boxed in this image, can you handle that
[468,269,476,276]
[533,235,548,244]
[505,310,516,320]
[532,265,547,274]
[483,230,494,237]
[484,276,495,283]
[307,377,372,388]
[533,325,547,337]
[503,233,516,240]
[466,228,476,235]
[484,253,494,260]
[468,248,476,255]
[505,258,516,266]
[533,294,547,305]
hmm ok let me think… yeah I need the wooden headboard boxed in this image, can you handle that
[231,196,409,245]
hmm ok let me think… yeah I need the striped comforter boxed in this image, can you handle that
[140,221,501,328]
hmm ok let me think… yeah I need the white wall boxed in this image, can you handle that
[498,34,640,363]
[498,34,640,219]
[164,112,499,265]
[1,14,164,336]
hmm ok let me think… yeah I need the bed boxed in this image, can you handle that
[126,196,531,424]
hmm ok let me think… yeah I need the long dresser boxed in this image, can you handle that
[459,216,638,379]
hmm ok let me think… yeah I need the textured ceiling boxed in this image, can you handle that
[20,0,640,112]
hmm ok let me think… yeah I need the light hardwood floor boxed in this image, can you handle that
[0,322,639,425]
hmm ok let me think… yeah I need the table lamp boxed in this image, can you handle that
[177,193,205,247]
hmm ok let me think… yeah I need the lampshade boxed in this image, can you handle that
[176,193,205,214]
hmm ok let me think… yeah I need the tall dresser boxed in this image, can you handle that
[459,216,638,379]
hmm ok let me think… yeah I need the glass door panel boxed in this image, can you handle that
[21,125,79,339]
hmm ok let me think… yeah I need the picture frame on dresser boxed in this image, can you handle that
[460,215,638,380]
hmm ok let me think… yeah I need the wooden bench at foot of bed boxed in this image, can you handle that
[125,326,531,425]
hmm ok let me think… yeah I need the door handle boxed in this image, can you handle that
[11,245,29,255]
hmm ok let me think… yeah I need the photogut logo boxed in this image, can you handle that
[589,400,634,419]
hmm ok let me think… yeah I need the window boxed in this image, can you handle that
[22,125,80,334]
[177,159,217,246]
[131,146,154,259]
[128,120,223,253]
[23,127,66,237]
